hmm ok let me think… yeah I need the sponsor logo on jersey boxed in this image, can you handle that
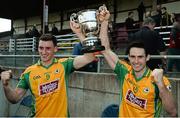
[44,72,50,80]
[167,85,172,91]
[143,87,150,93]
[33,75,41,80]
[55,69,60,74]
[127,78,139,93]
[39,79,59,95]
[126,89,147,109]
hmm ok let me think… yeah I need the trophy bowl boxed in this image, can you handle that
[70,9,105,53]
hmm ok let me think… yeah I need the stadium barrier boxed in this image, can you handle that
[0,54,180,73]
[0,70,179,117]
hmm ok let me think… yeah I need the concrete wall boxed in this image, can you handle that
[0,71,179,117]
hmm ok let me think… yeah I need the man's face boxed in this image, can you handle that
[161,8,166,14]
[128,47,149,73]
[38,40,57,65]
[157,5,161,11]
[149,23,155,30]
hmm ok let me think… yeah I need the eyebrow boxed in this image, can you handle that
[129,55,145,57]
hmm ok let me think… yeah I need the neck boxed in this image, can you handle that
[134,66,147,78]
[41,58,54,67]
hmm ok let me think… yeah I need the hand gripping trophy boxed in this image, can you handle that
[70,5,107,53]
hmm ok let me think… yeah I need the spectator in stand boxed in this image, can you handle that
[125,11,138,39]
[51,23,59,35]
[170,13,176,24]
[168,14,180,72]
[72,42,98,72]
[160,7,172,26]
[45,25,49,34]
[151,4,162,27]
[32,24,40,37]
[145,10,151,18]
[129,17,167,70]
[26,28,33,38]
[137,1,146,23]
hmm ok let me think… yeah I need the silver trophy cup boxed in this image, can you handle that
[70,9,105,53]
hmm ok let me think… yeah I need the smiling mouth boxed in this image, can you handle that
[133,64,140,68]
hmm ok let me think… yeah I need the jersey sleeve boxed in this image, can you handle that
[163,76,172,92]
[59,58,75,75]
[17,71,30,89]
[114,60,130,81]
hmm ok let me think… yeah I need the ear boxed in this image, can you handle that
[54,46,58,52]
[146,54,150,61]
[128,54,130,60]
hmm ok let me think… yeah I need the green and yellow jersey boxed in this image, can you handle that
[114,60,171,117]
[17,58,74,117]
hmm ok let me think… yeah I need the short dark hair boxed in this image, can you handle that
[161,7,167,10]
[126,41,148,56]
[39,34,57,46]
[143,17,156,25]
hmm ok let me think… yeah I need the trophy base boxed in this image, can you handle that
[81,37,105,53]
[81,45,105,53]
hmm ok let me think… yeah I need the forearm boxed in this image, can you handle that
[100,21,119,69]
[3,85,20,104]
[74,53,96,69]
[99,21,110,50]
[158,84,177,116]
[76,32,86,43]
[102,49,119,70]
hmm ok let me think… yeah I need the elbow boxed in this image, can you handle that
[8,96,20,104]
[9,99,19,104]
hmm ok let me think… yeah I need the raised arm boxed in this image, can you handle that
[98,5,119,70]
[70,21,85,42]
[152,69,177,116]
[1,70,26,104]
[70,21,96,69]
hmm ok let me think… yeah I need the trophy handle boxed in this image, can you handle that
[98,4,107,12]
[70,13,78,23]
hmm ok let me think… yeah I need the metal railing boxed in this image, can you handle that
[55,34,79,50]
[5,33,80,54]
[0,54,180,73]
[0,25,174,53]
[154,25,173,47]
[9,37,37,52]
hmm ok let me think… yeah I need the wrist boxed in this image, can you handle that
[3,83,9,87]
[101,20,109,25]
[76,33,85,40]
[101,48,111,54]
[2,80,9,87]
[156,82,166,90]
